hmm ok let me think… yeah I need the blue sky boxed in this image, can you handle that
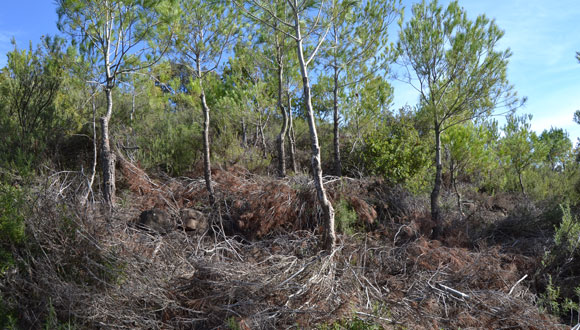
[0,1,60,61]
[1,0,579,142]
[392,0,580,142]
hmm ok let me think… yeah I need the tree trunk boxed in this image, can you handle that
[258,119,267,158]
[450,158,462,216]
[241,117,247,148]
[200,87,215,205]
[274,23,288,178]
[196,59,215,205]
[195,54,215,205]
[276,60,288,177]
[431,127,443,238]
[518,171,526,196]
[287,88,298,173]
[82,90,98,205]
[101,87,116,207]
[293,11,336,250]
[332,64,341,177]
[253,123,259,148]
[130,89,136,122]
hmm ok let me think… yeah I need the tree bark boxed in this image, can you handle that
[88,92,98,203]
[81,90,98,205]
[287,88,298,173]
[101,86,116,207]
[258,118,267,158]
[518,171,526,196]
[293,10,336,250]
[332,64,341,177]
[450,158,462,216]
[276,59,288,177]
[274,23,288,178]
[197,57,215,205]
[241,117,247,148]
[431,126,443,238]
[200,87,215,205]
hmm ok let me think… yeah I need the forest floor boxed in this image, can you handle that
[2,160,573,329]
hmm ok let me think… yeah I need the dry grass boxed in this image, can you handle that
[0,163,568,329]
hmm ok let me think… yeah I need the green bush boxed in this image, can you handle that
[520,165,580,201]
[538,275,562,316]
[335,198,358,236]
[554,204,580,256]
[0,184,26,328]
[538,203,580,324]
[136,114,202,175]
[0,184,26,272]
[360,118,430,193]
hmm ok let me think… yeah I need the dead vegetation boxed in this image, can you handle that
[0,162,571,329]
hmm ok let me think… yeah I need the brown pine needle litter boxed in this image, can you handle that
[1,163,566,329]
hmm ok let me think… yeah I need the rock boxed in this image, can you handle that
[137,208,173,234]
[179,208,208,232]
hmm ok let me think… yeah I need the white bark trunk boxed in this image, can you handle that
[431,126,442,238]
[276,53,288,177]
[293,7,335,250]
[287,88,297,173]
[332,64,341,177]
[197,58,215,205]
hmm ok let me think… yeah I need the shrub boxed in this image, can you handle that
[360,118,430,193]
[538,203,580,324]
[335,198,358,236]
[136,116,202,175]
[538,275,562,316]
[0,183,26,272]
[318,316,382,330]
[554,204,580,256]
[0,184,26,329]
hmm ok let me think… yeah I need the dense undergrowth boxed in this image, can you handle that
[1,158,578,329]
[1,1,579,327]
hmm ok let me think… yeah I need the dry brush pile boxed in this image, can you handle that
[0,161,567,329]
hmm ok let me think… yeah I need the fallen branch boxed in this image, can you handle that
[435,283,470,300]
[508,274,528,296]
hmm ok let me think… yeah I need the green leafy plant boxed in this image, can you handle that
[335,198,358,236]
[538,204,580,324]
[318,316,383,330]
[538,275,561,316]
[0,295,18,329]
[0,184,26,329]
[0,183,26,272]
[44,299,78,330]
[562,296,579,326]
[554,204,580,256]
[226,317,242,330]
[361,111,430,192]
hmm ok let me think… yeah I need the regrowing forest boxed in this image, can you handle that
[2,0,580,328]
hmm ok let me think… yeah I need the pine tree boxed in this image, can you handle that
[398,0,521,237]
[57,0,176,206]
[173,0,239,204]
